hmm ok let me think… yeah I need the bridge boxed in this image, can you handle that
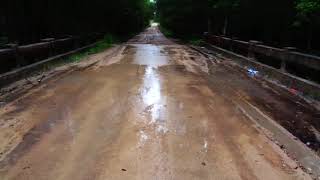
[0,26,319,180]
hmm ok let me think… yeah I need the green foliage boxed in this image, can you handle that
[156,0,208,37]
[209,0,239,11]
[294,0,320,49]
[188,38,205,46]
[295,0,320,29]
[66,34,117,63]
[1,0,154,43]
[296,0,320,15]
[88,35,117,54]
[159,26,174,37]
[156,0,320,51]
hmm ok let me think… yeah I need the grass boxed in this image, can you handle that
[41,34,117,71]
[159,26,174,37]
[64,34,117,63]
[188,38,205,46]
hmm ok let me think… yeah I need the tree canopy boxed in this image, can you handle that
[296,0,320,15]
[157,0,320,52]
[0,0,154,44]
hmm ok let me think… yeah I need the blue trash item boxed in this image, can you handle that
[248,68,259,77]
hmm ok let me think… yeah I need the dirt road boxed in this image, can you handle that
[0,26,315,180]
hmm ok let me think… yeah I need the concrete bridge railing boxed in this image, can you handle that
[204,33,320,83]
[0,33,102,74]
[203,33,320,100]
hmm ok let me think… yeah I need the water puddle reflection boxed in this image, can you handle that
[138,130,149,148]
[133,45,170,66]
[203,139,208,153]
[141,66,163,123]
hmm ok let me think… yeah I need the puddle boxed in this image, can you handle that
[141,66,164,124]
[138,130,149,148]
[133,45,170,67]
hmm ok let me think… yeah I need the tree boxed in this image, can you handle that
[2,0,154,44]
[157,0,304,50]
[156,0,208,37]
[208,0,239,35]
[295,0,320,49]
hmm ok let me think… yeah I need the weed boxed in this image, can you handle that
[159,26,174,37]
[64,34,117,63]
[40,33,117,72]
[189,38,205,46]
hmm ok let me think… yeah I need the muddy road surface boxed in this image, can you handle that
[0,26,316,180]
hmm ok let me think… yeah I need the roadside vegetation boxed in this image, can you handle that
[64,34,117,64]
[0,0,155,73]
[156,0,320,53]
[188,38,205,46]
[38,34,119,73]
[0,0,154,45]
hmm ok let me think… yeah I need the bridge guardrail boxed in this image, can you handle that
[0,34,102,74]
[204,33,320,84]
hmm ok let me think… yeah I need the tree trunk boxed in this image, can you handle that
[208,17,212,34]
[307,23,313,50]
[223,16,228,35]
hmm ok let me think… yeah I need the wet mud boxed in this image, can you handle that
[207,63,320,154]
[0,26,314,180]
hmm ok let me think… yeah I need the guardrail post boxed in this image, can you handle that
[281,47,297,72]
[230,37,238,51]
[216,36,220,47]
[73,36,80,49]
[203,32,209,42]
[6,43,25,68]
[41,38,55,57]
[248,40,262,60]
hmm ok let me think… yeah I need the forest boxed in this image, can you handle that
[1,0,319,53]
[0,0,154,45]
[156,0,320,53]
